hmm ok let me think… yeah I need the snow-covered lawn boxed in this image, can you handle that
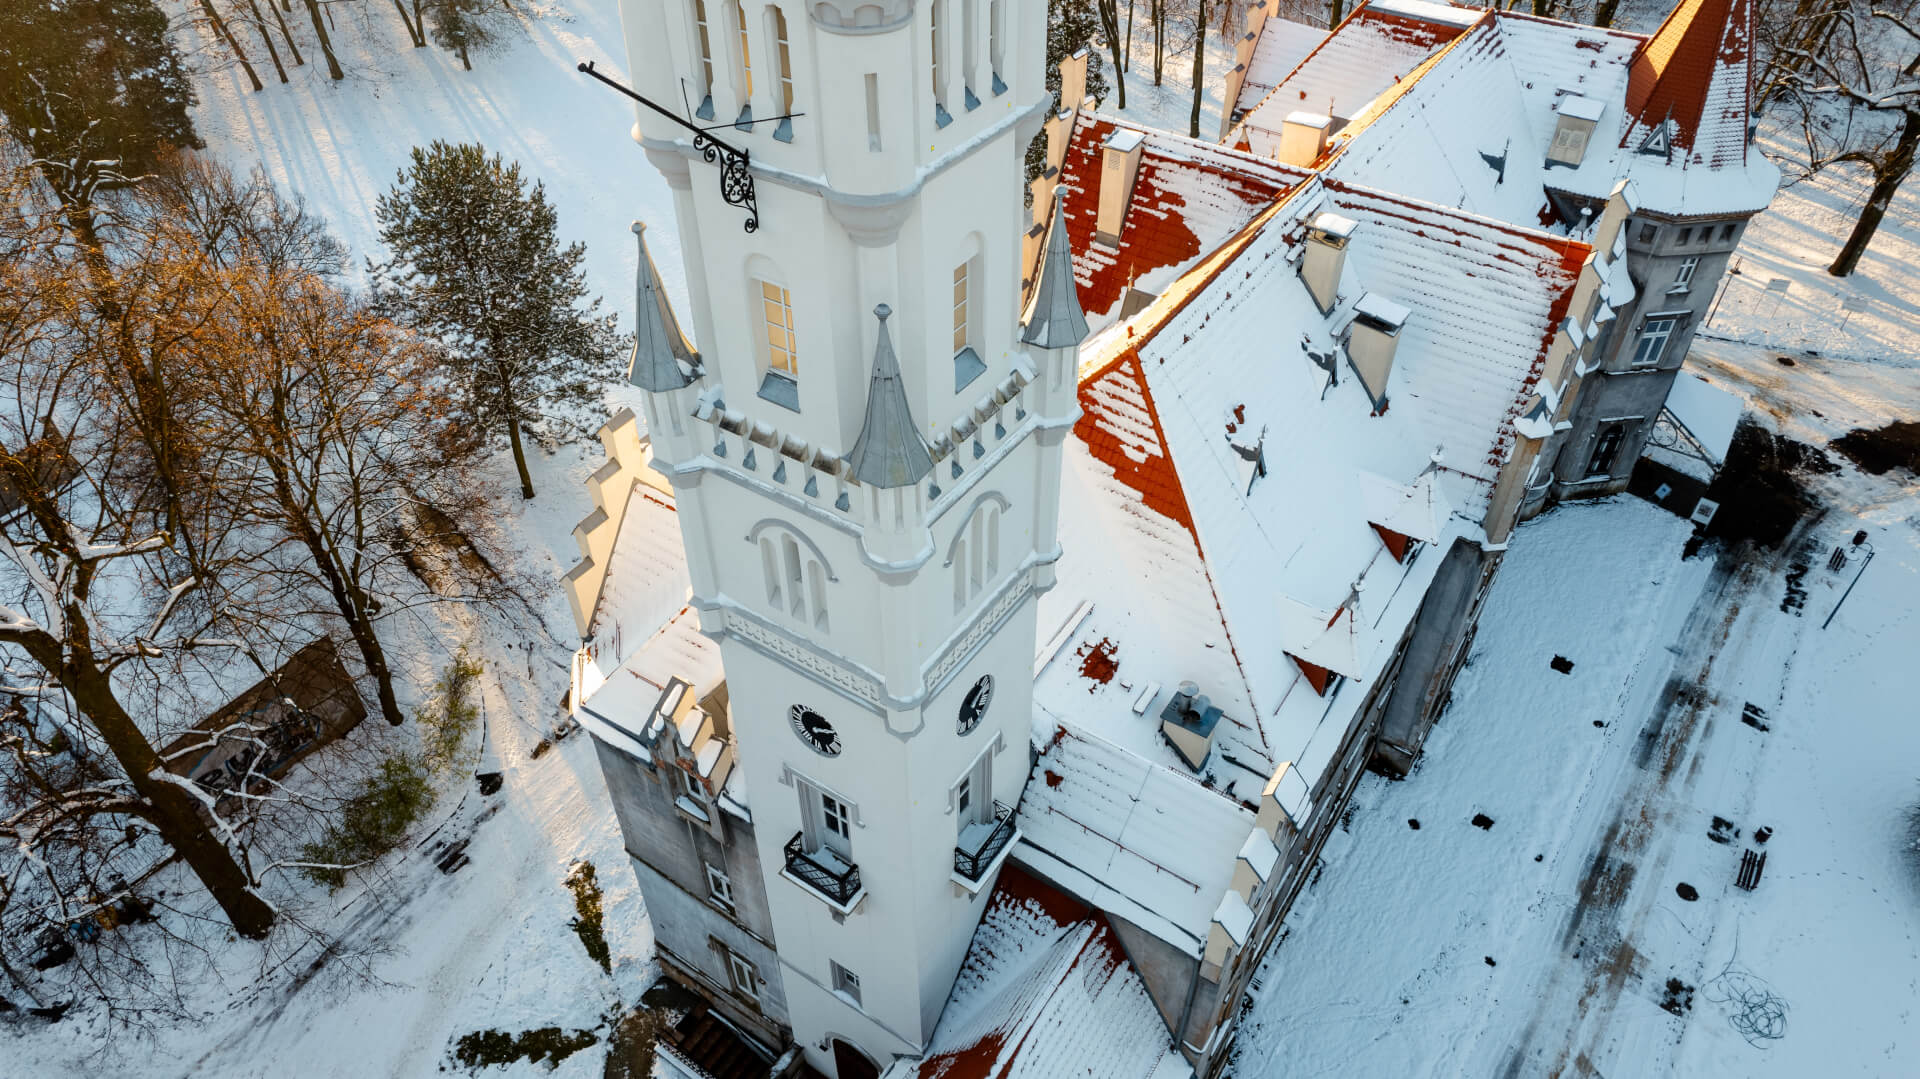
[1232,402,1920,1075]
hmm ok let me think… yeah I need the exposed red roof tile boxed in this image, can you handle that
[1075,348,1198,536]
[1056,118,1294,320]
[1621,0,1754,166]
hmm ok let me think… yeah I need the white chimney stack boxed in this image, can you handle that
[1277,111,1332,167]
[1346,292,1410,412]
[1095,127,1148,247]
[1301,211,1357,314]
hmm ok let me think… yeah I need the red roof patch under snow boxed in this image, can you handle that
[1055,118,1297,322]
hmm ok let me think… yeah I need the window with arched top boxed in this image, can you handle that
[754,522,833,631]
[949,495,1005,612]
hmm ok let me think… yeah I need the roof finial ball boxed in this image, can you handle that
[875,302,892,321]
[632,220,646,235]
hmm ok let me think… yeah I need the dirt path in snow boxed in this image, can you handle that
[1499,522,1818,1078]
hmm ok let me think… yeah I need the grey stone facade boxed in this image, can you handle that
[590,737,789,1046]
[1532,212,1752,512]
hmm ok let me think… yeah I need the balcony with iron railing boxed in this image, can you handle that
[953,801,1017,884]
[783,832,862,909]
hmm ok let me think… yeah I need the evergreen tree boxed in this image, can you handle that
[1028,0,1113,181]
[0,0,198,227]
[371,141,625,499]
[422,0,518,71]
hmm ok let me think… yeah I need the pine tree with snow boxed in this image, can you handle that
[422,0,519,71]
[372,141,625,500]
[0,0,199,228]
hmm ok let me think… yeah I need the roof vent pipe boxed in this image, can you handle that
[1095,128,1148,247]
[1301,212,1356,315]
[1277,112,1331,168]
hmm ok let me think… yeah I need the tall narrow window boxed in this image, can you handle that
[691,0,716,113]
[760,280,797,377]
[989,0,1003,85]
[1671,257,1698,292]
[1587,425,1625,477]
[733,0,753,100]
[962,0,977,93]
[952,262,970,354]
[782,536,804,618]
[865,73,882,151]
[931,0,945,107]
[1631,317,1676,367]
[808,561,829,631]
[811,789,852,859]
[771,6,794,112]
[952,535,968,612]
[760,537,782,606]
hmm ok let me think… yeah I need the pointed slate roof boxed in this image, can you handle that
[627,221,699,392]
[1619,0,1754,167]
[847,304,935,489]
[1022,188,1091,350]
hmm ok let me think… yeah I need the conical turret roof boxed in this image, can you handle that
[1021,187,1090,350]
[847,304,935,490]
[627,221,699,392]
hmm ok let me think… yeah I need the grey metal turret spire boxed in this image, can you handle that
[847,304,934,490]
[627,221,700,392]
[1020,187,1090,350]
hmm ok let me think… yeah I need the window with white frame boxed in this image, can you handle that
[724,947,760,1004]
[1631,317,1677,367]
[952,262,971,354]
[759,279,797,378]
[1670,257,1698,292]
[690,0,715,101]
[681,767,706,801]
[831,960,862,1006]
[770,6,794,113]
[706,863,735,914]
[798,779,854,861]
[732,0,753,101]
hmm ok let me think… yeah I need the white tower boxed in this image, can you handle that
[612,0,1085,1074]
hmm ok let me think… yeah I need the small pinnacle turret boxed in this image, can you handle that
[628,221,700,392]
[847,304,935,489]
[1021,187,1090,350]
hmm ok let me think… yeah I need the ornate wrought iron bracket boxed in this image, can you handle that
[578,60,761,233]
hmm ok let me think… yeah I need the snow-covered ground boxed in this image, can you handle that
[1232,347,1920,1076]
[1091,3,1242,139]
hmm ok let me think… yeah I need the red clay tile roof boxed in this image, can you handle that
[1074,347,1197,536]
[1621,0,1754,166]
[1056,118,1296,321]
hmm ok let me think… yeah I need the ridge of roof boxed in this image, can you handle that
[1619,0,1754,167]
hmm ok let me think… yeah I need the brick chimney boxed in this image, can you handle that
[1094,127,1147,246]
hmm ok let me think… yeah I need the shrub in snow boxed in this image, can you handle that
[298,755,435,888]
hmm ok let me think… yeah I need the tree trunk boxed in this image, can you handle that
[1329,0,1344,26]
[1829,113,1917,277]
[245,0,290,83]
[392,0,426,46]
[1190,0,1207,138]
[1152,0,1164,86]
[199,0,264,92]
[302,0,346,79]
[1097,0,1127,109]
[505,408,535,498]
[268,0,304,65]
[1125,0,1134,70]
[33,636,275,938]
[459,41,472,71]
[1592,0,1620,27]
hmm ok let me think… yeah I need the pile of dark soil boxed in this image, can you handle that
[1699,422,1838,548]
[1830,421,1920,476]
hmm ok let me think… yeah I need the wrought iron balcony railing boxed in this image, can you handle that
[784,832,861,906]
[953,801,1017,883]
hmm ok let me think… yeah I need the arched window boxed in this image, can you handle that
[731,0,754,116]
[767,5,795,140]
[690,0,717,117]
[752,522,833,631]
[950,496,1004,611]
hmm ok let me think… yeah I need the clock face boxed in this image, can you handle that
[789,705,842,757]
[957,675,994,736]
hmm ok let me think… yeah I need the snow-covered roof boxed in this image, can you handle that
[1620,0,1756,169]
[1663,372,1742,464]
[1015,726,1254,956]
[1238,0,1474,147]
[1052,115,1304,327]
[577,605,723,761]
[1234,16,1330,118]
[893,862,1190,1079]
[588,482,690,644]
